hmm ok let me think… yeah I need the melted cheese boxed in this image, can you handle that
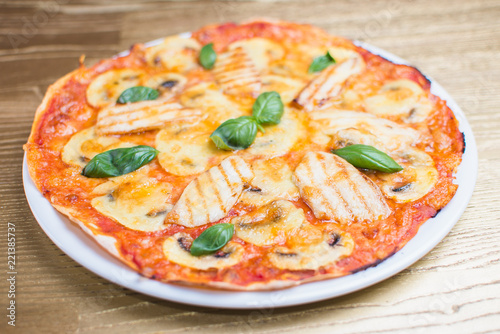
[228,37,285,72]
[91,167,173,232]
[86,69,145,108]
[145,36,201,72]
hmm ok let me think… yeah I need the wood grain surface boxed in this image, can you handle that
[1,0,499,333]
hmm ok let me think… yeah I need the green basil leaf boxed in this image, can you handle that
[117,86,159,104]
[190,223,234,256]
[199,43,217,70]
[332,144,403,173]
[252,91,284,125]
[308,51,336,73]
[82,145,159,178]
[210,116,258,150]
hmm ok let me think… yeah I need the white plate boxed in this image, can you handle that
[23,40,477,309]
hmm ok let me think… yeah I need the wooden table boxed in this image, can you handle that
[1,0,499,332]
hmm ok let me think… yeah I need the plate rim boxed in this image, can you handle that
[23,38,478,309]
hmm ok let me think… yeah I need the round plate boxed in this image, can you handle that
[23,40,478,309]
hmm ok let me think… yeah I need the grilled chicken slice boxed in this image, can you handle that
[293,152,391,223]
[294,57,365,112]
[163,232,244,270]
[165,156,254,227]
[95,99,201,135]
[232,200,304,246]
[213,47,262,97]
[228,37,285,72]
[268,226,354,270]
[309,109,422,151]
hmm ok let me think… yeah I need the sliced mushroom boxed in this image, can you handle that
[364,79,433,123]
[61,126,132,168]
[232,200,304,246]
[165,156,254,227]
[91,166,173,232]
[86,69,145,108]
[143,72,187,97]
[228,37,285,72]
[239,157,299,207]
[293,151,391,223]
[163,232,244,270]
[378,148,438,203]
[145,36,201,72]
[156,123,228,176]
[268,226,354,270]
[294,56,365,112]
[180,82,246,125]
[213,47,262,97]
[245,110,305,156]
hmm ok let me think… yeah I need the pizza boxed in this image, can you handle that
[24,20,464,290]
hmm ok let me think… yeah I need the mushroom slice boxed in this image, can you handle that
[163,232,244,270]
[268,226,354,271]
[213,47,262,97]
[378,148,438,203]
[364,79,433,123]
[228,38,285,72]
[232,200,304,246]
[62,126,133,168]
[91,166,173,232]
[245,110,305,157]
[309,109,422,151]
[165,156,254,227]
[143,72,187,97]
[86,69,145,108]
[145,36,201,72]
[293,152,391,223]
[180,82,246,125]
[156,123,228,176]
[294,56,365,112]
[95,99,201,135]
[261,75,307,104]
[239,157,299,207]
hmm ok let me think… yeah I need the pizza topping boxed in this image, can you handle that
[228,38,285,72]
[165,156,254,227]
[213,46,261,96]
[210,91,285,151]
[364,79,433,123]
[156,123,228,176]
[239,157,299,207]
[190,223,234,256]
[86,69,145,108]
[308,51,336,73]
[261,75,306,104]
[91,166,173,232]
[199,43,217,69]
[309,110,422,151]
[62,127,132,168]
[96,99,202,135]
[331,144,403,173]
[377,148,438,202]
[81,145,158,178]
[232,200,304,246]
[116,86,159,104]
[294,56,365,112]
[268,226,354,270]
[145,35,201,72]
[293,152,391,223]
[163,232,244,270]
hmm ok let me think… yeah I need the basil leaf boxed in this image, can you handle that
[308,51,336,73]
[210,116,258,150]
[252,91,284,125]
[82,145,159,178]
[199,43,217,70]
[332,144,403,173]
[117,86,159,104]
[190,223,234,256]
